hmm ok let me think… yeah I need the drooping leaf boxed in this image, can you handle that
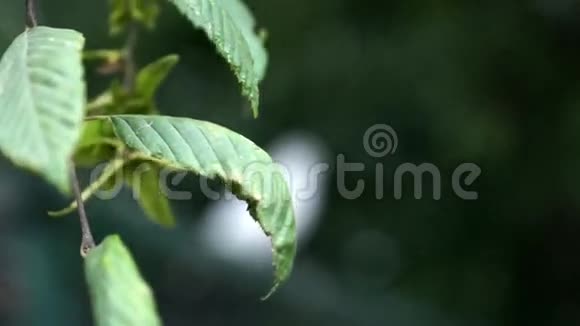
[85,235,162,326]
[109,0,160,35]
[0,26,86,193]
[168,0,269,117]
[218,0,268,80]
[86,114,296,296]
[135,54,179,100]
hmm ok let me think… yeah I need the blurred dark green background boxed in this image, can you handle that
[2,0,580,325]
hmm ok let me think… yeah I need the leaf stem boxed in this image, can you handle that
[51,158,127,217]
[70,164,96,256]
[25,0,38,28]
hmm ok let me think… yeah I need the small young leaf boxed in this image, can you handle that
[109,80,152,115]
[135,55,179,100]
[73,119,120,167]
[0,27,86,193]
[87,91,114,113]
[82,55,178,118]
[124,160,177,227]
[109,0,160,35]
[168,0,269,117]
[86,115,296,295]
[85,235,162,326]
[83,49,123,63]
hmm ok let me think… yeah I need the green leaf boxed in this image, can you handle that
[85,54,178,118]
[83,49,123,63]
[87,91,114,113]
[168,0,269,117]
[85,235,162,326]
[136,54,180,100]
[109,0,160,35]
[0,26,86,193]
[87,114,296,296]
[109,80,151,115]
[73,118,120,167]
[124,160,177,227]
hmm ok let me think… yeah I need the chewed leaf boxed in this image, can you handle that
[168,0,268,117]
[85,235,162,326]
[86,114,296,296]
[0,26,86,193]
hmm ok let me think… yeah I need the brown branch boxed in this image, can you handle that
[25,0,38,28]
[70,164,96,256]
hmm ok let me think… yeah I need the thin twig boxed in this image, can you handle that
[70,164,96,256]
[123,23,139,90]
[25,0,38,28]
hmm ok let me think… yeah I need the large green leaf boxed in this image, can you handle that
[85,235,162,326]
[168,0,268,117]
[86,114,296,296]
[0,26,86,192]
